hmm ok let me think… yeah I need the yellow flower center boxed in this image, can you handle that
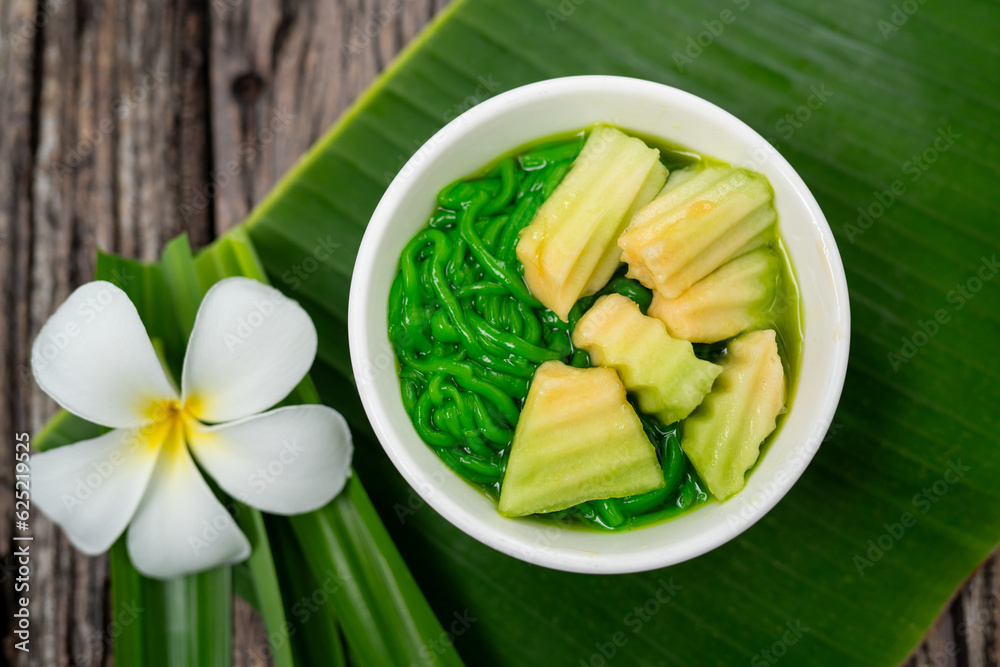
[142,399,201,452]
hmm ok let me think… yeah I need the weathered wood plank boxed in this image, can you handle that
[2,0,213,664]
[207,0,452,233]
[1,2,45,663]
[210,1,449,662]
[906,553,1000,667]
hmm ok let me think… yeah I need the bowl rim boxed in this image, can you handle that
[348,74,851,574]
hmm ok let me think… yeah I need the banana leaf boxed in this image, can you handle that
[241,0,1000,664]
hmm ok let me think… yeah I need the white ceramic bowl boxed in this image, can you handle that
[349,75,849,574]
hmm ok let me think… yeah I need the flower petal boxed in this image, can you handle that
[126,441,251,579]
[181,277,317,423]
[32,281,178,428]
[188,405,353,515]
[31,426,163,555]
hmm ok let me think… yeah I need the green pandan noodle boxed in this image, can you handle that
[387,126,802,531]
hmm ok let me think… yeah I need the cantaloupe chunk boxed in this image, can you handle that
[681,329,786,500]
[498,361,663,517]
[618,165,777,299]
[517,126,666,321]
[572,294,722,425]
[648,248,780,343]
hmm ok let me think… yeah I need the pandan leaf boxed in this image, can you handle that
[39,229,465,666]
[182,235,297,667]
[95,248,232,667]
[237,0,1000,665]
[266,515,348,667]
[199,228,465,666]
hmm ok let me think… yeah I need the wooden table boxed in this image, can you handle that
[1,1,996,665]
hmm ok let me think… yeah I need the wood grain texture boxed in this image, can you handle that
[0,0,994,665]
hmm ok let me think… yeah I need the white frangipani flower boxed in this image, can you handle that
[30,277,353,579]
